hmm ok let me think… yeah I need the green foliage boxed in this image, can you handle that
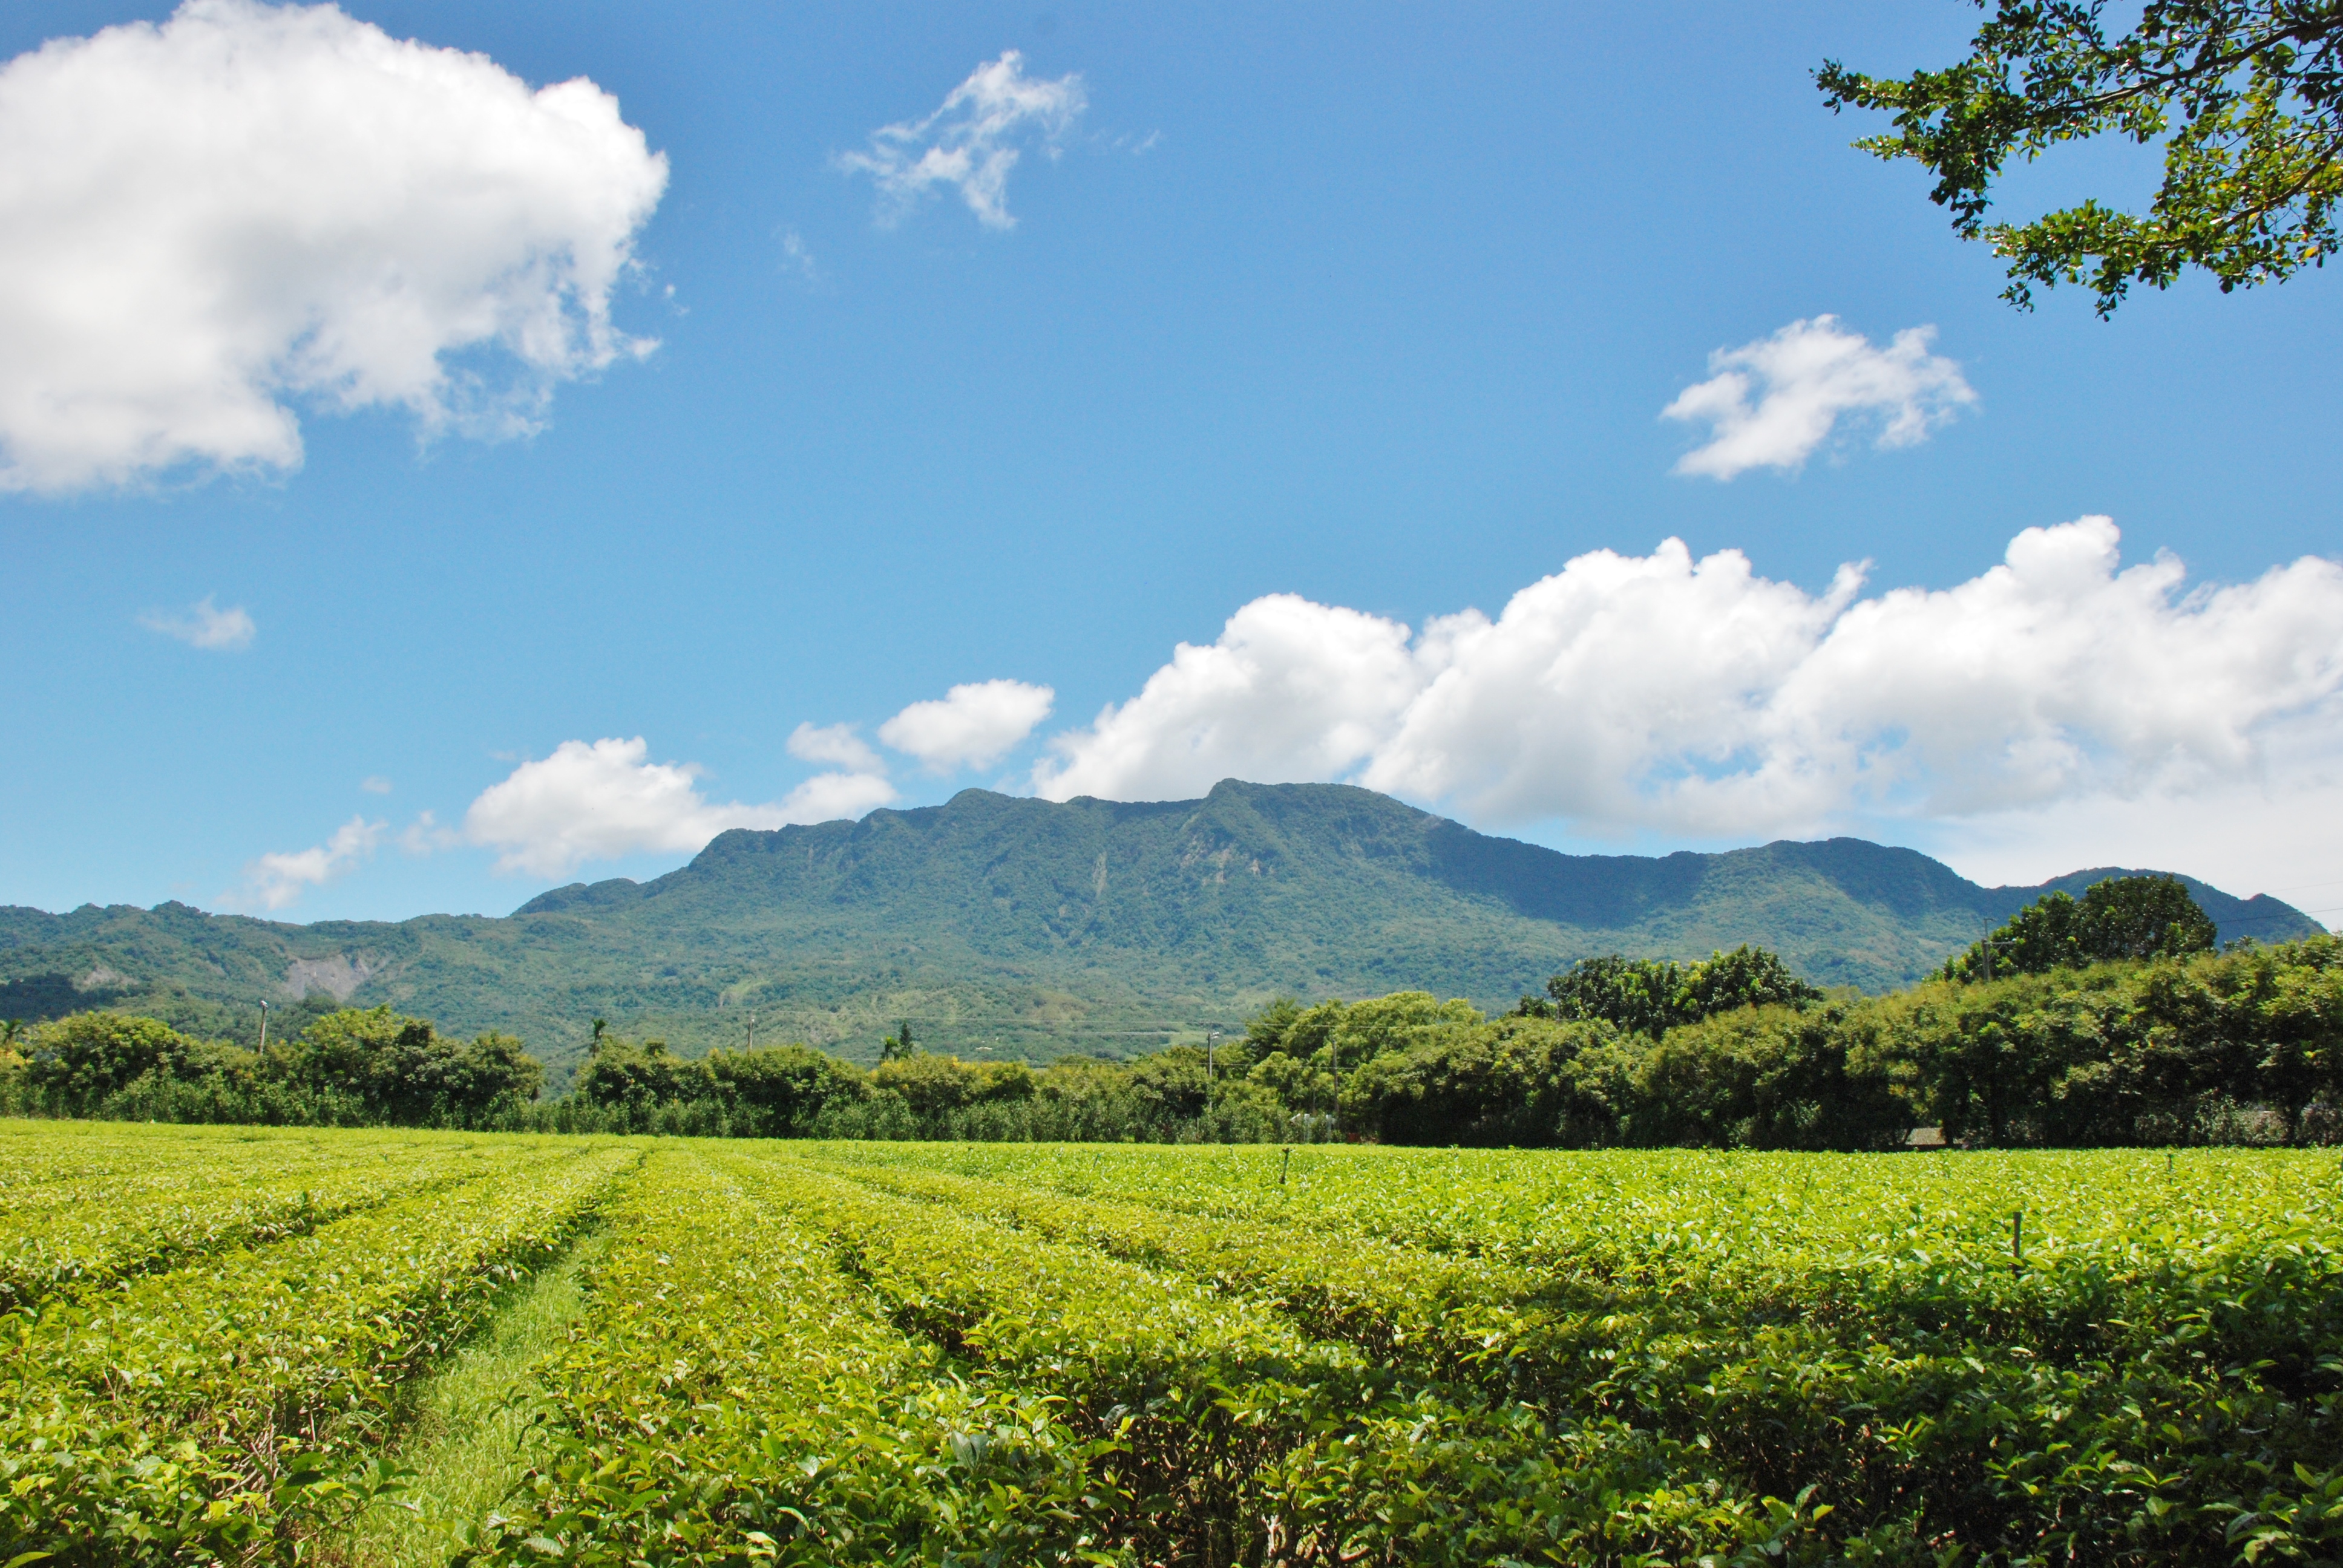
[0,1129,629,1564]
[1818,1,2343,313]
[1884,934,2343,1143]
[19,932,2342,1149]
[11,1124,2343,1563]
[1288,936,2343,1149]
[8,1005,542,1128]
[569,1034,706,1112]
[1345,1013,1637,1146]
[464,1145,1122,1568]
[278,1006,543,1122]
[701,1041,865,1134]
[20,1011,221,1102]
[1630,1002,1910,1149]
[1947,872,2220,979]
[1521,943,1826,1036]
[603,1138,2343,1564]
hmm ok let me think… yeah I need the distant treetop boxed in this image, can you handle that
[1518,945,1824,1037]
[1946,874,2220,980]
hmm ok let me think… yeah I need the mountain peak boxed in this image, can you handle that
[1,782,2319,1068]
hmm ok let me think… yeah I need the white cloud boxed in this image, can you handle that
[137,594,254,650]
[462,736,895,877]
[880,679,1055,771]
[240,814,382,909]
[837,50,1085,229]
[0,0,668,494]
[464,737,783,877]
[360,775,393,794]
[776,768,900,825]
[399,809,457,854]
[1663,316,1975,479]
[1034,520,2343,889]
[788,721,883,773]
[1924,775,2343,917]
[780,228,819,284]
[1034,598,1420,800]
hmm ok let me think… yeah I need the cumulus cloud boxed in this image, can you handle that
[775,768,900,826]
[838,50,1085,229]
[1034,600,1421,800]
[0,0,669,493]
[1663,316,1975,479]
[464,737,782,877]
[1034,519,2343,856]
[1927,774,2343,922]
[788,721,883,773]
[880,679,1055,771]
[462,736,895,877]
[138,594,254,650]
[240,814,382,909]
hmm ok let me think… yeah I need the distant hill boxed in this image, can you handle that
[0,781,2320,1080]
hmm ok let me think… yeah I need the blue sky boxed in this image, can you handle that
[4,0,2340,927]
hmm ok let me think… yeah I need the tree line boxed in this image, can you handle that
[6,877,2339,1148]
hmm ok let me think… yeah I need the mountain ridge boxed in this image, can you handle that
[0,781,2320,1076]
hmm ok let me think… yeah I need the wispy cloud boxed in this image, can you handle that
[1663,316,1975,479]
[360,775,393,794]
[779,227,819,284]
[837,51,1086,229]
[239,814,383,910]
[399,810,458,855]
[139,595,255,650]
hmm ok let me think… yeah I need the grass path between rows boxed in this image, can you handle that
[330,1226,611,1567]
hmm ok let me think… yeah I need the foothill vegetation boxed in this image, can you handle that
[7,877,2339,1151]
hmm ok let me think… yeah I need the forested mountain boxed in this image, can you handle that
[0,781,2318,1077]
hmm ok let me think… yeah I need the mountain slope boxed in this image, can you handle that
[1,781,2319,1076]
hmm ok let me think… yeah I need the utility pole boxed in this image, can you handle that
[1981,935,2014,981]
[1328,1035,1339,1137]
[257,999,269,1054]
[1205,1029,1217,1082]
[749,1012,757,1051]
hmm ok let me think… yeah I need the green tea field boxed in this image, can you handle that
[4,1120,2341,1566]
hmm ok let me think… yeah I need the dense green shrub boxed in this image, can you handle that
[1518,944,1826,1036]
[1945,873,2220,979]
[1342,1013,1634,1146]
[275,1005,541,1122]
[1879,935,2343,1144]
[1628,1001,1907,1149]
[7,1005,543,1128]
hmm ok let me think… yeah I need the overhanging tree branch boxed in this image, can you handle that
[1818,1,2343,313]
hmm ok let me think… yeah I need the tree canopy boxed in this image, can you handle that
[1947,874,2220,979]
[1519,946,1825,1037]
[1818,1,2343,313]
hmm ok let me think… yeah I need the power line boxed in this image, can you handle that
[2218,904,2341,929]
[2240,872,2343,896]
